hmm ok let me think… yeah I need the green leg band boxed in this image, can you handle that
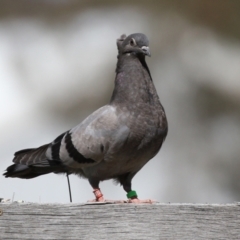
[127,190,138,199]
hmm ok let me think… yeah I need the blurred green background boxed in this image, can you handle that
[1,0,240,203]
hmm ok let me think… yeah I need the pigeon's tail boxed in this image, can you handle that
[3,144,65,179]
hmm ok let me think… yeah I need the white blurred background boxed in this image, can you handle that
[1,0,240,203]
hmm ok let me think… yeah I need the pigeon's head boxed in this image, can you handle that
[117,33,151,57]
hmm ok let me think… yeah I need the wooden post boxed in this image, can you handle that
[0,203,239,239]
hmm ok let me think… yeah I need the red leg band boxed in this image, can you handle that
[93,189,103,200]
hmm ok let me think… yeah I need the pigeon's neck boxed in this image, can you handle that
[110,54,160,107]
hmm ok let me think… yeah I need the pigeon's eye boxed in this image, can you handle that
[130,38,136,46]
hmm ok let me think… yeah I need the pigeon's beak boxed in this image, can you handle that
[141,46,151,57]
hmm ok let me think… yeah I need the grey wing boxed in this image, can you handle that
[58,105,130,168]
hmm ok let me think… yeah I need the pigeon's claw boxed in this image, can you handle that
[127,198,156,204]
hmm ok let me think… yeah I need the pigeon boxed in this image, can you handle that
[4,33,168,203]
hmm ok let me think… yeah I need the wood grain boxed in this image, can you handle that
[0,203,240,239]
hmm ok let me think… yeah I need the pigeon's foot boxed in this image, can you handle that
[124,190,156,203]
[127,198,156,203]
[87,199,105,203]
[86,198,156,204]
[87,188,156,204]
[87,189,124,203]
[89,188,105,202]
[87,199,125,203]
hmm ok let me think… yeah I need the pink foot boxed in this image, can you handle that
[87,198,105,202]
[87,188,105,202]
[127,198,156,203]
[87,188,156,204]
[86,188,126,203]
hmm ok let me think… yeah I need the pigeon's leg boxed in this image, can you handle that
[120,173,155,203]
[93,188,104,202]
[87,179,125,203]
[88,179,105,202]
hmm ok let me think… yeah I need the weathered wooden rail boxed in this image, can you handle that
[0,202,239,239]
